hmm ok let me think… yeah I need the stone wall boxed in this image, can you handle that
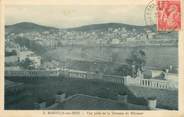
[5,69,178,90]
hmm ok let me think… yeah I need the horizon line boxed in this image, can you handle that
[5,21,151,29]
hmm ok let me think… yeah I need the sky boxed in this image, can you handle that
[5,5,147,28]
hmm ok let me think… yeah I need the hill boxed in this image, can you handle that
[5,22,58,34]
[5,22,154,34]
[67,23,149,32]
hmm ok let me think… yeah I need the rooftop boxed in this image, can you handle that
[5,56,18,63]
[5,80,24,89]
[18,51,34,56]
[5,66,21,71]
[49,94,148,110]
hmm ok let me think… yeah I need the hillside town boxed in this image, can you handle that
[5,25,177,50]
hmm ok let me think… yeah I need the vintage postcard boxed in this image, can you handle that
[0,0,184,117]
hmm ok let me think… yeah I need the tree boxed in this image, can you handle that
[19,58,34,69]
[115,64,132,76]
[126,49,146,78]
[115,49,146,77]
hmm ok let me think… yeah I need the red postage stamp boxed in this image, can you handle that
[157,0,181,31]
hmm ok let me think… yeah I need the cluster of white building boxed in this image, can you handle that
[5,27,160,49]
[17,51,41,68]
[5,49,41,69]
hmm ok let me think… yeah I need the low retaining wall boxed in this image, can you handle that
[63,69,177,90]
[102,75,124,84]
[5,69,60,77]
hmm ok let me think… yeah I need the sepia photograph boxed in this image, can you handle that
[2,0,182,113]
